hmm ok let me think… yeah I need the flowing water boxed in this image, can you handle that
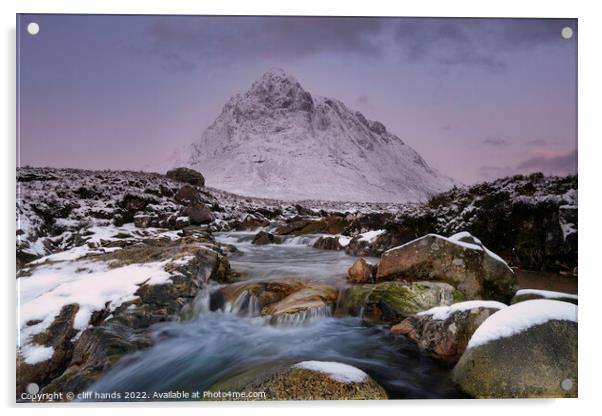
[89,231,464,400]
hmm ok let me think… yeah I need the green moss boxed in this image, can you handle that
[452,289,466,303]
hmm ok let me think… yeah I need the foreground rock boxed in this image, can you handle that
[391,301,506,362]
[376,232,517,302]
[213,278,337,324]
[313,236,343,251]
[166,167,205,187]
[212,361,387,400]
[337,281,457,324]
[16,234,227,396]
[452,299,577,398]
[511,288,577,305]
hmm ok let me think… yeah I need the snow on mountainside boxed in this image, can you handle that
[181,69,455,202]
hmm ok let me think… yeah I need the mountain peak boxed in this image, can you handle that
[244,69,313,112]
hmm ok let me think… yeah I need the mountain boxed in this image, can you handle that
[181,69,455,202]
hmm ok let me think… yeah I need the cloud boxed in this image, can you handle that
[517,149,577,175]
[393,18,576,70]
[142,16,384,71]
[483,136,508,146]
[479,149,577,180]
[526,139,548,146]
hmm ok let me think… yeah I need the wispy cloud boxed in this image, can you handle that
[479,149,577,180]
[483,136,508,146]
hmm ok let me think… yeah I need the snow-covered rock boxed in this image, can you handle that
[181,69,455,202]
[376,232,517,302]
[452,299,577,398]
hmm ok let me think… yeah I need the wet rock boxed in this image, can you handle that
[313,236,342,250]
[275,218,326,235]
[391,301,506,362]
[376,233,517,303]
[166,167,205,187]
[337,281,456,324]
[212,361,387,400]
[252,231,278,245]
[347,258,375,284]
[263,284,337,324]
[452,300,577,398]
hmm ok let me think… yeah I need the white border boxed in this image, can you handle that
[2,0,600,415]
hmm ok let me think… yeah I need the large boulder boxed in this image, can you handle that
[376,232,517,302]
[313,236,343,251]
[211,361,387,400]
[452,299,577,398]
[166,167,205,187]
[391,301,506,362]
[174,184,202,205]
[336,281,457,324]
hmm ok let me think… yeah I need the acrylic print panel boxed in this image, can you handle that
[16,14,577,402]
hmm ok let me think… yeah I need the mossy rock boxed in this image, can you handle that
[208,361,388,401]
[337,281,455,324]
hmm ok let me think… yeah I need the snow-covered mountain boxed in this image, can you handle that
[181,69,455,202]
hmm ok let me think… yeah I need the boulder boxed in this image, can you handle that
[252,231,278,245]
[236,214,270,231]
[182,202,214,225]
[336,281,457,324]
[376,232,517,302]
[174,184,202,205]
[452,299,577,398]
[166,167,205,187]
[391,301,506,362]
[347,258,375,284]
[212,361,387,400]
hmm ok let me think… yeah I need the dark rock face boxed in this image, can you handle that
[391,305,503,363]
[376,234,517,303]
[252,231,278,245]
[452,319,577,398]
[166,167,205,187]
[236,214,270,231]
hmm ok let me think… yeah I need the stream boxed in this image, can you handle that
[89,231,464,399]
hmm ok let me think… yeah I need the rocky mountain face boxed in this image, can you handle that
[181,69,455,202]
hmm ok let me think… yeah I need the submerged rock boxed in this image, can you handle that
[376,232,517,302]
[391,301,506,362]
[452,300,577,398]
[211,361,387,400]
[337,281,457,324]
[166,167,205,187]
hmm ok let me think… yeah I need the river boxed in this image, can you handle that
[89,231,464,400]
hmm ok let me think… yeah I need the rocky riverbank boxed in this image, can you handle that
[16,167,578,400]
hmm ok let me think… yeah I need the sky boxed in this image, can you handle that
[17,14,577,184]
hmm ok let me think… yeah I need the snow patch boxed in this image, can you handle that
[467,299,577,349]
[358,230,386,243]
[293,361,368,384]
[418,300,507,320]
[21,343,54,365]
[516,289,577,300]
